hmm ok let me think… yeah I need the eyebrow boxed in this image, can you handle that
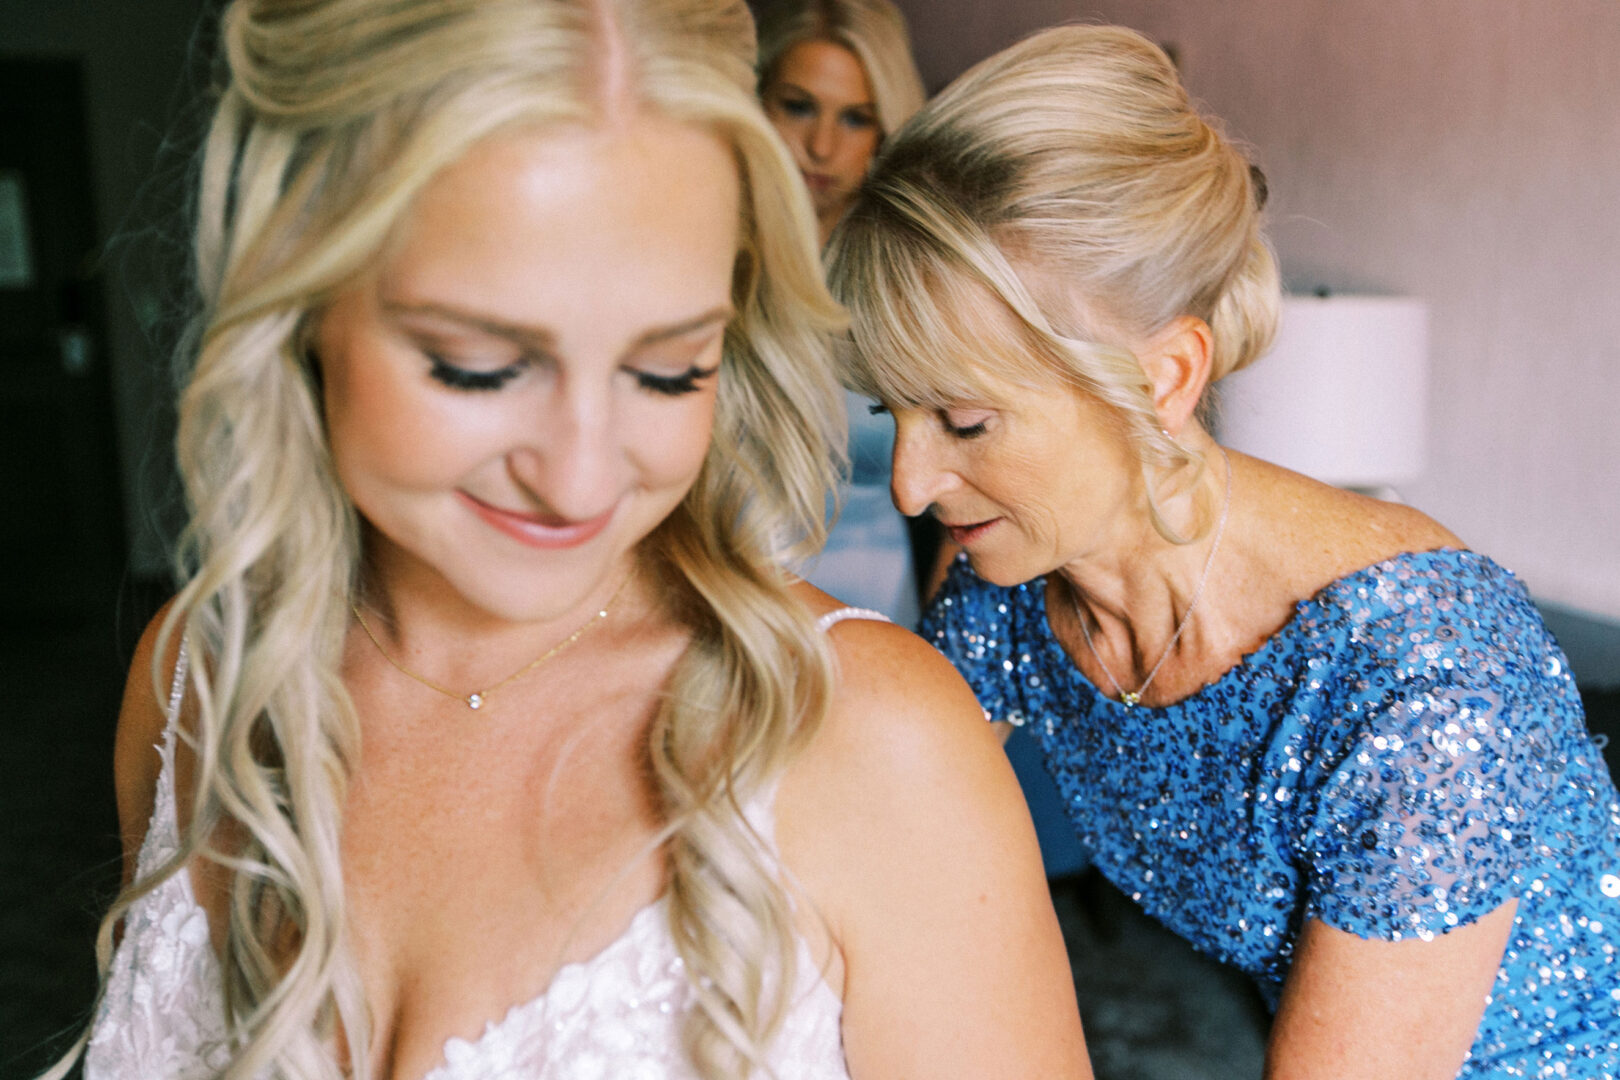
[381,301,735,352]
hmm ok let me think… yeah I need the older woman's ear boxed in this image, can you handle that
[1138,314,1213,438]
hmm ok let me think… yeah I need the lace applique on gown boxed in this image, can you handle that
[85,645,231,1079]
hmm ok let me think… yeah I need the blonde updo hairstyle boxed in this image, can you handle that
[756,0,927,137]
[56,1,846,1078]
[827,23,1279,541]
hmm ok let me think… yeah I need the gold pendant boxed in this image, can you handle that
[1119,691,1140,708]
[467,693,484,710]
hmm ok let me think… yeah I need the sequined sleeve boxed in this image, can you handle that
[919,555,1027,726]
[1298,560,1582,942]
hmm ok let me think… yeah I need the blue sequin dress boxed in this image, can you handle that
[923,548,1620,1077]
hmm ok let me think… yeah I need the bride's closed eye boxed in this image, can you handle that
[632,363,718,397]
[427,354,526,391]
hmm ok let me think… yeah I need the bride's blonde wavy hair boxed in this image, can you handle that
[56,0,846,1077]
[826,23,1279,542]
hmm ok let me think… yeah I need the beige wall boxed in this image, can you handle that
[894,0,1620,619]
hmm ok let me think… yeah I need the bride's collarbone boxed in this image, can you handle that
[342,756,668,1080]
[177,660,674,1026]
[349,840,667,1080]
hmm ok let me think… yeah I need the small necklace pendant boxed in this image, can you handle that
[467,693,484,710]
[1119,691,1140,708]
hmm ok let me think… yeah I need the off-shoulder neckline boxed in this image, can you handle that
[1016,547,1512,714]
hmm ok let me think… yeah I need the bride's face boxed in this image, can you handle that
[316,116,740,623]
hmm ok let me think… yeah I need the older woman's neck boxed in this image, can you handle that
[1053,439,1233,642]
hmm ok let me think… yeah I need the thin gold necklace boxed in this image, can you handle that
[350,577,630,710]
[1069,446,1232,708]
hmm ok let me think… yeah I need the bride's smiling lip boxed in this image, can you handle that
[457,491,615,549]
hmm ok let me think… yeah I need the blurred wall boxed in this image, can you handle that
[894,0,1620,622]
[3,0,206,579]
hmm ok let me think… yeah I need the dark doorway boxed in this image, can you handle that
[0,57,128,1079]
[0,58,126,632]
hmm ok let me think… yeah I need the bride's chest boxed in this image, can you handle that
[353,729,669,1069]
[191,720,670,1080]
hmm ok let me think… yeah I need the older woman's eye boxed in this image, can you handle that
[939,408,992,439]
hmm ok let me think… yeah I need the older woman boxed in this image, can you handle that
[757,0,931,623]
[829,24,1620,1080]
[57,2,1089,1077]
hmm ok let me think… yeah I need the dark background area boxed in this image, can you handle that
[1,3,1617,1079]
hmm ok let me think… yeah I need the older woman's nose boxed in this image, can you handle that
[889,419,953,517]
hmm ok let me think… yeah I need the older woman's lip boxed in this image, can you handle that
[943,518,998,545]
[457,491,614,550]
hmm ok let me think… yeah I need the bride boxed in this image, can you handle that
[61,1,1090,1078]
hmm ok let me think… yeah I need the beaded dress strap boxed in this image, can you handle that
[164,640,190,750]
[141,640,192,858]
[815,607,891,633]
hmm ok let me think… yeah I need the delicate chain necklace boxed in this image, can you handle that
[350,577,630,711]
[1068,446,1232,709]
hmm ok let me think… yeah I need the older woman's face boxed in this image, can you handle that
[886,359,1146,588]
[317,118,739,624]
[762,39,880,231]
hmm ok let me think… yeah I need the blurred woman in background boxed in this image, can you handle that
[756,0,924,246]
[757,0,931,623]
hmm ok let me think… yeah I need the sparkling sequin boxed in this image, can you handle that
[922,548,1620,1077]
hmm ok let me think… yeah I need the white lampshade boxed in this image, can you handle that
[1218,294,1429,488]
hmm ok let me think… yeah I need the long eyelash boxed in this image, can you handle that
[636,364,718,397]
[938,409,989,439]
[428,357,522,392]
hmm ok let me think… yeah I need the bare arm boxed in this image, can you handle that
[778,616,1091,1079]
[1265,904,1515,1079]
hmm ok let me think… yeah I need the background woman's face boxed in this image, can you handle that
[317,118,740,623]
[762,39,881,229]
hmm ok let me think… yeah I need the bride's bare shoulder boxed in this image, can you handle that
[773,585,1086,1072]
[777,575,1022,885]
[113,599,184,886]
[785,577,985,729]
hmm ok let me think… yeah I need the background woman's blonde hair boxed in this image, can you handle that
[756,0,926,136]
[55,1,846,1077]
[827,23,1279,541]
